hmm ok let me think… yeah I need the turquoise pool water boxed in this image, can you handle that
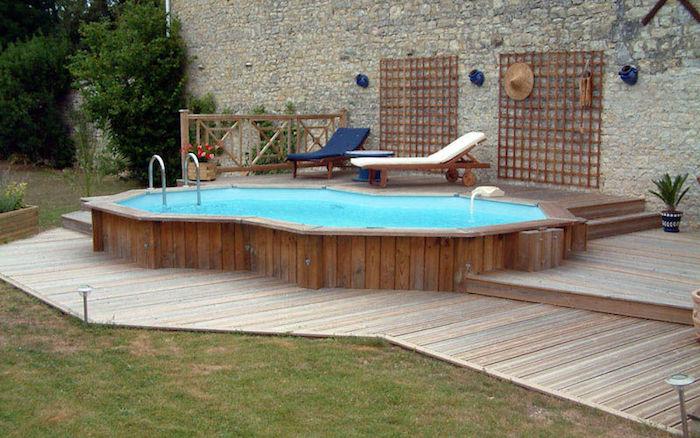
[118,187,546,229]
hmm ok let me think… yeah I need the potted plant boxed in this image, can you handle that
[0,168,38,243]
[182,143,223,181]
[649,173,690,232]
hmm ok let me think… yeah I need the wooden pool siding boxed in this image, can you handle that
[92,209,584,291]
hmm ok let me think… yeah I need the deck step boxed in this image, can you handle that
[61,210,92,235]
[568,198,646,219]
[79,197,95,211]
[587,211,660,240]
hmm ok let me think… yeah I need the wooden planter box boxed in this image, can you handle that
[187,162,217,181]
[0,205,38,243]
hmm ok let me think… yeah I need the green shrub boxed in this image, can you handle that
[0,34,74,167]
[187,93,217,114]
[69,0,186,185]
[64,107,129,197]
[0,168,27,213]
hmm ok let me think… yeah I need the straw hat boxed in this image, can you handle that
[503,62,534,101]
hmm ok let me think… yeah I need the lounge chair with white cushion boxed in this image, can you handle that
[349,131,489,187]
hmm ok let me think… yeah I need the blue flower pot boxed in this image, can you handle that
[619,65,638,85]
[469,69,484,87]
[661,211,682,232]
[355,74,369,88]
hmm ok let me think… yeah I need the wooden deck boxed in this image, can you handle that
[0,228,698,434]
[468,229,699,324]
[213,171,643,207]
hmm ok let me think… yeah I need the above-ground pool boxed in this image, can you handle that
[118,187,547,229]
[89,185,585,292]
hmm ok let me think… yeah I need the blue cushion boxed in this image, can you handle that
[287,127,370,161]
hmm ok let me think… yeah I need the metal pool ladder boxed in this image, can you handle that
[183,153,201,206]
[148,155,167,207]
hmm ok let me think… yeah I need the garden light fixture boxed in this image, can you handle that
[665,373,696,438]
[77,284,93,323]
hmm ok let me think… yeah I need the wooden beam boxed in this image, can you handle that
[642,0,667,25]
[679,0,700,22]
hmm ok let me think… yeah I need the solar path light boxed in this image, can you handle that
[77,285,93,323]
[665,373,696,438]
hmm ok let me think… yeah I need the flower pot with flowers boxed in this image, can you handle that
[649,173,690,232]
[182,143,223,181]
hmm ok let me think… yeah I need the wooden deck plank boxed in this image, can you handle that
[282,292,466,334]
[575,352,700,401]
[492,321,676,375]
[302,298,467,334]
[331,295,492,334]
[400,303,554,346]
[452,312,628,362]
[628,386,699,419]
[458,313,630,363]
[532,330,695,387]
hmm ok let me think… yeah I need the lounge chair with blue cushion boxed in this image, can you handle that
[287,127,370,179]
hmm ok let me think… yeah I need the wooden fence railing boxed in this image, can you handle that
[179,109,346,179]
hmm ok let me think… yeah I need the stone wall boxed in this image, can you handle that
[171,0,699,227]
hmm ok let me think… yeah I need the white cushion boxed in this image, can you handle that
[427,131,485,163]
[350,131,485,168]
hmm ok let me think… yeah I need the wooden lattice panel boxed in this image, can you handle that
[380,56,458,157]
[498,51,603,188]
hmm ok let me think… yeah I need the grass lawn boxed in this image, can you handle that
[0,283,671,437]
[3,162,139,230]
[0,164,671,437]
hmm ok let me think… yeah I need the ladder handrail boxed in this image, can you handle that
[148,155,167,207]
[183,153,201,206]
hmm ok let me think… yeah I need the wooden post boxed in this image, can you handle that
[92,210,103,252]
[179,109,189,181]
[339,109,347,128]
[296,234,324,289]
[516,230,541,272]
[551,228,564,267]
[571,222,588,253]
[542,229,553,270]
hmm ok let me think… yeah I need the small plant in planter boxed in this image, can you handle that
[0,168,38,242]
[649,173,690,232]
[0,168,27,213]
[181,143,223,181]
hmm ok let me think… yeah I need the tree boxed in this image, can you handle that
[0,0,123,167]
[0,34,74,167]
[69,0,186,184]
[0,1,58,48]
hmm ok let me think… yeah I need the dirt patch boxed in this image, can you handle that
[124,333,157,357]
[40,406,76,425]
[190,363,234,375]
[186,385,214,401]
[204,344,239,355]
[527,405,554,425]
[121,332,182,357]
